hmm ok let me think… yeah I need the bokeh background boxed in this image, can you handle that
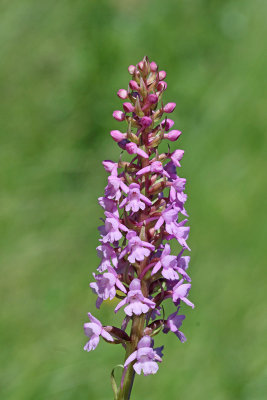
[1,0,266,399]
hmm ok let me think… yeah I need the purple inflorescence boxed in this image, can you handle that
[83,57,194,385]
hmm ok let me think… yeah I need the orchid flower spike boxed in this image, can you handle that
[83,56,194,400]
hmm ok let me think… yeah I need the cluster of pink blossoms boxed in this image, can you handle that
[83,57,194,396]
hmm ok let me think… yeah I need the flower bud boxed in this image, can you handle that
[163,102,176,113]
[162,118,174,131]
[138,61,144,70]
[129,80,139,91]
[128,65,135,74]
[113,110,125,121]
[151,161,164,174]
[148,94,158,104]
[150,61,158,72]
[125,142,148,158]
[171,149,184,164]
[110,130,126,142]
[159,70,167,81]
[117,89,128,99]
[164,130,182,141]
[140,116,153,127]
[102,160,117,173]
[157,81,167,91]
[123,102,135,113]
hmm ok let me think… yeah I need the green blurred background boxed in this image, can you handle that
[1,0,266,399]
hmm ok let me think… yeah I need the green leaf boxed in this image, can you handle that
[110,364,124,400]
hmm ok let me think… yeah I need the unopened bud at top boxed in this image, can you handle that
[113,110,125,121]
[140,116,153,127]
[157,81,167,92]
[163,102,176,113]
[129,80,139,91]
[150,61,158,72]
[138,61,144,70]
[159,70,167,80]
[148,94,158,104]
[117,89,128,99]
[123,102,135,113]
[128,65,136,74]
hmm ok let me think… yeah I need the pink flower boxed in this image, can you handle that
[120,183,152,213]
[171,150,184,167]
[172,177,186,193]
[90,267,127,308]
[104,175,129,201]
[102,160,118,175]
[154,208,178,233]
[124,336,162,375]
[163,309,186,342]
[96,243,118,272]
[154,208,190,248]
[137,161,170,178]
[172,279,194,308]
[98,213,128,243]
[119,231,155,263]
[83,313,113,352]
[151,243,179,280]
[98,197,119,217]
[125,142,148,158]
[115,279,155,316]
[176,252,191,282]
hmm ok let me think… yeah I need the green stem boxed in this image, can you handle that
[117,315,145,400]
